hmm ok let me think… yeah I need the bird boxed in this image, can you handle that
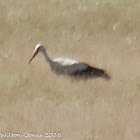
[29,43,111,80]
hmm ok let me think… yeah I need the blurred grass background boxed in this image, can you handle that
[0,0,140,139]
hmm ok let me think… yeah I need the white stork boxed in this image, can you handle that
[29,43,110,80]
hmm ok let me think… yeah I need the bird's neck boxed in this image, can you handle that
[42,50,52,64]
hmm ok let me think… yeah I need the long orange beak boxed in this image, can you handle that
[28,51,38,64]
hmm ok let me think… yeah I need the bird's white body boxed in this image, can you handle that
[54,57,88,72]
[54,57,78,66]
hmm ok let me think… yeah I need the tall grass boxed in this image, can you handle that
[0,0,140,139]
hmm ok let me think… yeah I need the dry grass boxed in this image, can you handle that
[0,0,140,140]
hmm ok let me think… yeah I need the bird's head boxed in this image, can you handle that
[29,42,45,64]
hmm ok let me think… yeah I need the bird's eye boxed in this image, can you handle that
[36,48,40,52]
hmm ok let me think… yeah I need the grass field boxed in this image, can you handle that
[0,0,140,139]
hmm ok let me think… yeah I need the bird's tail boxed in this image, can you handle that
[103,72,111,80]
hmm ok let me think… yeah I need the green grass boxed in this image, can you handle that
[136,77,140,90]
